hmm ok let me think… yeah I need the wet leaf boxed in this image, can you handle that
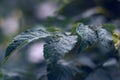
[5,26,50,59]
[76,23,98,45]
[97,27,114,49]
[44,33,77,62]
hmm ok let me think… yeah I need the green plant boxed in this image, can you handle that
[2,23,120,80]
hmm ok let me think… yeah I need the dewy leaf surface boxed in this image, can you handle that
[5,26,50,58]
[76,23,115,53]
[97,27,114,49]
[76,23,98,45]
[44,33,78,62]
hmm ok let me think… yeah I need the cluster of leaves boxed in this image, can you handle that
[1,23,120,80]
[0,0,120,80]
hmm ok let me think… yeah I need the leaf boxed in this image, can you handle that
[97,27,114,49]
[47,60,80,80]
[44,33,77,62]
[103,24,115,33]
[47,27,61,32]
[5,26,50,58]
[71,23,80,35]
[112,32,120,48]
[85,68,111,80]
[75,56,96,69]
[102,58,117,67]
[76,23,98,45]
[76,23,114,49]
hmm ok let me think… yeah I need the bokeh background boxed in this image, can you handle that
[0,0,120,80]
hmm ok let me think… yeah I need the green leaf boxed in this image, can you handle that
[76,23,115,53]
[71,23,80,35]
[97,27,114,49]
[76,23,98,45]
[47,60,80,80]
[5,26,50,59]
[103,24,115,33]
[47,27,61,32]
[44,33,77,62]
